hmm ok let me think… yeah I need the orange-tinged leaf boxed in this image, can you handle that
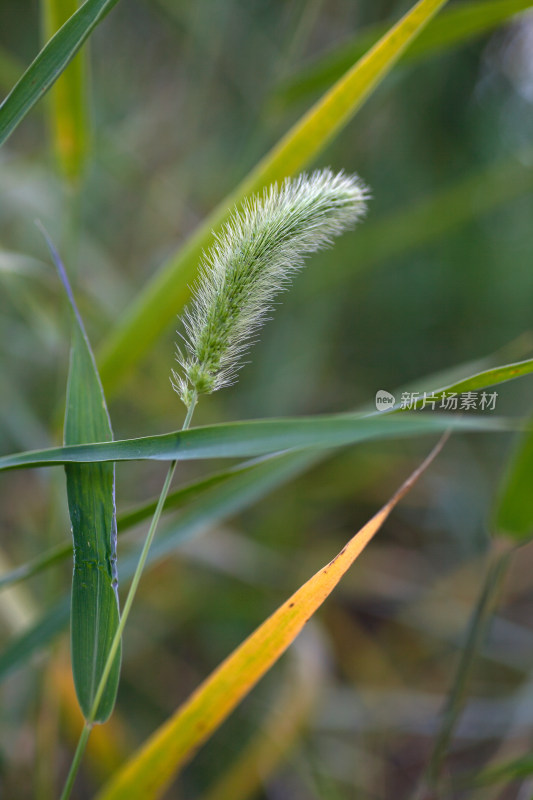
[199,628,326,800]
[96,435,448,800]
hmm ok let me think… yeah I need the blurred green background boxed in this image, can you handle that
[1,1,533,798]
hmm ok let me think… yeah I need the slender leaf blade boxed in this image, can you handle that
[416,549,512,793]
[466,753,533,788]
[0,0,120,146]
[0,598,70,679]
[65,323,121,722]
[275,0,533,106]
[493,410,533,541]
[123,451,318,575]
[0,411,513,471]
[1,351,530,684]
[198,631,326,800]
[410,358,533,407]
[1,340,528,680]
[0,457,279,592]
[1,347,531,591]
[46,231,121,723]
[1,353,530,473]
[97,0,449,392]
[0,453,314,682]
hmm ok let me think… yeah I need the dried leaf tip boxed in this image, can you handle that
[172,168,369,407]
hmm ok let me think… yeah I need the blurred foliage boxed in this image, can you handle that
[2,1,533,799]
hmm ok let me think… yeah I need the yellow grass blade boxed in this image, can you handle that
[41,0,90,182]
[96,435,448,800]
[199,628,326,800]
[97,0,449,392]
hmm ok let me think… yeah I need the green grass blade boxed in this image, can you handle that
[64,292,121,724]
[0,457,279,592]
[465,753,533,788]
[396,335,533,406]
[2,340,531,592]
[117,456,278,531]
[6,339,527,592]
[0,541,72,592]
[409,357,533,407]
[0,412,513,471]
[414,549,512,796]
[123,451,318,574]
[275,0,533,106]
[493,415,533,541]
[43,230,121,723]
[1,352,530,687]
[0,598,70,680]
[97,0,449,392]
[0,453,315,684]
[1,354,531,472]
[42,0,90,182]
[0,364,526,684]
[2,355,531,471]
[0,0,120,146]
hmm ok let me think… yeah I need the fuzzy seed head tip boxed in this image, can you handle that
[172,168,369,407]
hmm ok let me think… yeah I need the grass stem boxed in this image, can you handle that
[412,545,512,799]
[59,722,92,800]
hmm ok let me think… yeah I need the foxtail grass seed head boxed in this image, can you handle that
[172,169,369,407]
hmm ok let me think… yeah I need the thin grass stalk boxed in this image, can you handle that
[60,723,92,800]
[412,546,512,799]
